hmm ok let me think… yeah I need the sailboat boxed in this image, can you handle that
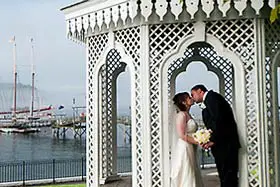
[0,37,53,133]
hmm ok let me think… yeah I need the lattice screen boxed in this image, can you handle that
[149,23,194,187]
[87,34,108,185]
[264,19,280,187]
[148,19,256,186]
[207,19,258,186]
[100,49,126,178]
[167,44,233,104]
[115,27,143,186]
[86,18,264,187]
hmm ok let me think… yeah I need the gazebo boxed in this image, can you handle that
[61,0,280,186]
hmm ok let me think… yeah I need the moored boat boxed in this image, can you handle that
[0,127,40,133]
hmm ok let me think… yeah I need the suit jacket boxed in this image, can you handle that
[202,90,241,149]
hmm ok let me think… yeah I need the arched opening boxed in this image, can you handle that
[174,61,219,171]
[160,38,247,187]
[116,67,132,174]
[93,46,136,185]
[176,61,219,119]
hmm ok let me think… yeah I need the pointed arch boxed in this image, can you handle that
[92,42,137,184]
[159,34,247,187]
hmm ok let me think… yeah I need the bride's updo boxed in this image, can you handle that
[172,92,190,112]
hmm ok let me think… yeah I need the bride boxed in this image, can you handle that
[170,92,204,187]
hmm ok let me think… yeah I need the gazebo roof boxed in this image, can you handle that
[60,0,89,11]
[61,0,275,43]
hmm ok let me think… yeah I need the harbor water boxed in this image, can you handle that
[0,125,131,163]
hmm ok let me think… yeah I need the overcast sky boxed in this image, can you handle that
[0,0,221,116]
[0,0,86,109]
[3,0,270,117]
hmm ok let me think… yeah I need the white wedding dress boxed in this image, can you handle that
[170,112,204,187]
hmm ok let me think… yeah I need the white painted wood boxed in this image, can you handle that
[255,18,269,187]
[140,25,152,187]
[91,43,101,187]
[63,0,129,20]
[159,31,248,187]
[62,1,280,187]
[186,0,199,19]
[201,0,213,18]
[155,1,168,21]
[140,1,152,22]
[170,1,183,20]
[194,21,206,41]
[61,0,276,41]
[93,48,106,185]
[206,34,248,187]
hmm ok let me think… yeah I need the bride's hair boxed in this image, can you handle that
[172,92,190,112]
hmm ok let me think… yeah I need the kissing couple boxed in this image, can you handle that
[170,84,240,187]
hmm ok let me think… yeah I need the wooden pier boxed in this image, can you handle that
[52,116,131,139]
[51,103,132,139]
[52,119,86,138]
[52,105,87,138]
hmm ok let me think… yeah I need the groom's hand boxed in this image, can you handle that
[202,141,214,149]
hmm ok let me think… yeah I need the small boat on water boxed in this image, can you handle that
[0,127,40,133]
[0,119,41,133]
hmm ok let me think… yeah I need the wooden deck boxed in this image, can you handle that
[102,168,219,187]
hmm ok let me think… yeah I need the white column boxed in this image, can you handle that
[140,24,152,187]
[89,39,100,187]
[255,18,270,187]
[108,31,119,179]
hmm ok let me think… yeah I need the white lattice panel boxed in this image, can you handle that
[167,48,193,94]
[207,19,258,187]
[149,23,194,187]
[115,27,143,186]
[68,3,275,186]
[100,65,109,177]
[100,49,126,178]
[168,44,233,104]
[87,33,108,186]
[200,47,233,103]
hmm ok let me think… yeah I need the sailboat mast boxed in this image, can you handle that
[30,38,35,117]
[11,36,17,120]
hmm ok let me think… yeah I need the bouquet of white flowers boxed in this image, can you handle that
[192,128,212,144]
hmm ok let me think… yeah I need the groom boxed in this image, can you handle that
[191,84,240,187]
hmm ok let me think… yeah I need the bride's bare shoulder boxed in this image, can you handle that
[175,111,186,120]
[176,111,186,116]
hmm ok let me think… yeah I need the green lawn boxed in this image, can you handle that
[35,183,85,187]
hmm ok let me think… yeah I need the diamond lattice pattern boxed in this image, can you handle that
[100,49,126,178]
[207,19,258,187]
[115,27,143,186]
[149,23,194,187]
[87,34,108,185]
[168,45,233,104]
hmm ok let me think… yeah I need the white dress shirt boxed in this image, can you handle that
[199,91,208,109]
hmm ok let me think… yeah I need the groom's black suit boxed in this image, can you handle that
[202,90,240,187]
